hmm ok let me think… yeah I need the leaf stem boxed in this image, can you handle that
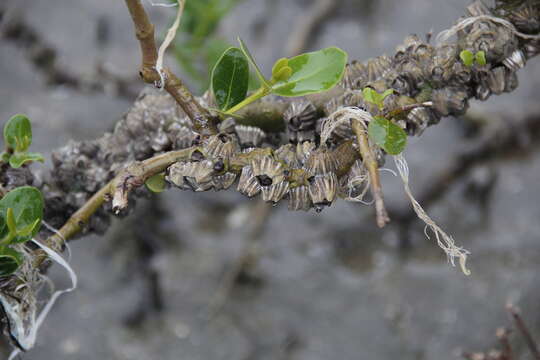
[224,86,270,115]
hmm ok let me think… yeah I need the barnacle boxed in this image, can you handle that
[284,99,319,144]
[234,125,266,148]
[288,185,312,211]
[308,173,338,212]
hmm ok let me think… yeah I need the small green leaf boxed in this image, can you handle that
[145,173,167,193]
[381,89,394,100]
[272,66,292,82]
[3,114,32,152]
[362,87,377,105]
[271,47,348,97]
[0,186,43,244]
[460,49,474,67]
[211,47,250,111]
[238,37,270,88]
[271,58,289,78]
[8,152,45,169]
[0,247,23,277]
[367,117,408,155]
[0,152,10,163]
[475,50,487,66]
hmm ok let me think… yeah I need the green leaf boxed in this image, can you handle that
[0,247,23,277]
[145,173,167,193]
[460,49,474,67]
[272,66,292,82]
[367,117,408,155]
[0,186,43,245]
[238,37,270,88]
[271,58,289,79]
[271,47,348,97]
[211,47,250,111]
[381,89,394,100]
[362,87,378,105]
[3,114,32,152]
[475,50,487,66]
[1,152,10,163]
[8,152,45,169]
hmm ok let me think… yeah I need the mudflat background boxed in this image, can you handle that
[1,0,539,359]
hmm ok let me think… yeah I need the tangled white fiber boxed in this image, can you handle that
[7,236,78,360]
[153,0,185,89]
[436,14,540,44]
[393,154,471,275]
[320,106,373,145]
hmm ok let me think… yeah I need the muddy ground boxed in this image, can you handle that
[1,0,540,359]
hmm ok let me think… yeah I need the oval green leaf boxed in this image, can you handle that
[367,117,408,155]
[0,186,44,245]
[459,49,474,67]
[0,247,23,277]
[4,114,32,153]
[145,173,167,193]
[211,47,250,111]
[8,152,45,169]
[475,50,487,66]
[271,47,347,97]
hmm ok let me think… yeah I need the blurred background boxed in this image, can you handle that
[1,0,540,359]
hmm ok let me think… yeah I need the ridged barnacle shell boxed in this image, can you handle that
[204,134,239,159]
[296,141,316,165]
[450,61,473,85]
[305,149,340,175]
[431,87,469,116]
[275,144,301,168]
[503,49,527,72]
[166,160,215,192]
[261,181,290,204]
[251,155,286,187]
[288,185,312,211]
[428,44,458,87]
[484,67,507,95]
[167,123,197,149]
[466,0,491,17]
[459,20,518,63]
[366,55,392,82]
[406,107,440,136]
[212,172,237,191]
[308,173,338,212]
[501,3,540,35]
[237,165,260,197]
[218,117,237,134]
[284,99,318,144]
[341,60,368,90]
[234,125,266,148]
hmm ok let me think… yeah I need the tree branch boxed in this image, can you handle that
[124,0,217,133]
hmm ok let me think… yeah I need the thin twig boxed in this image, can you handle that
[124,0,217,133]
[351,119,390,228]
[36,148,195,268]
[507,304,540,360]
[496,327,513,360]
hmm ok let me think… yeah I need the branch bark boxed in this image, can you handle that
[124,0,217,133]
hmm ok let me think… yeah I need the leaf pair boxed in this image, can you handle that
[211,39,348,113]
[0,186,44,277]
[459,49,487,67]
[2,114,44,168]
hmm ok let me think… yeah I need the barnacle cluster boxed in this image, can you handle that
[45,0,539,228]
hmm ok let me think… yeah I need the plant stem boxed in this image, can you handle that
[224,86,270,115]
[352,119,390,228]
